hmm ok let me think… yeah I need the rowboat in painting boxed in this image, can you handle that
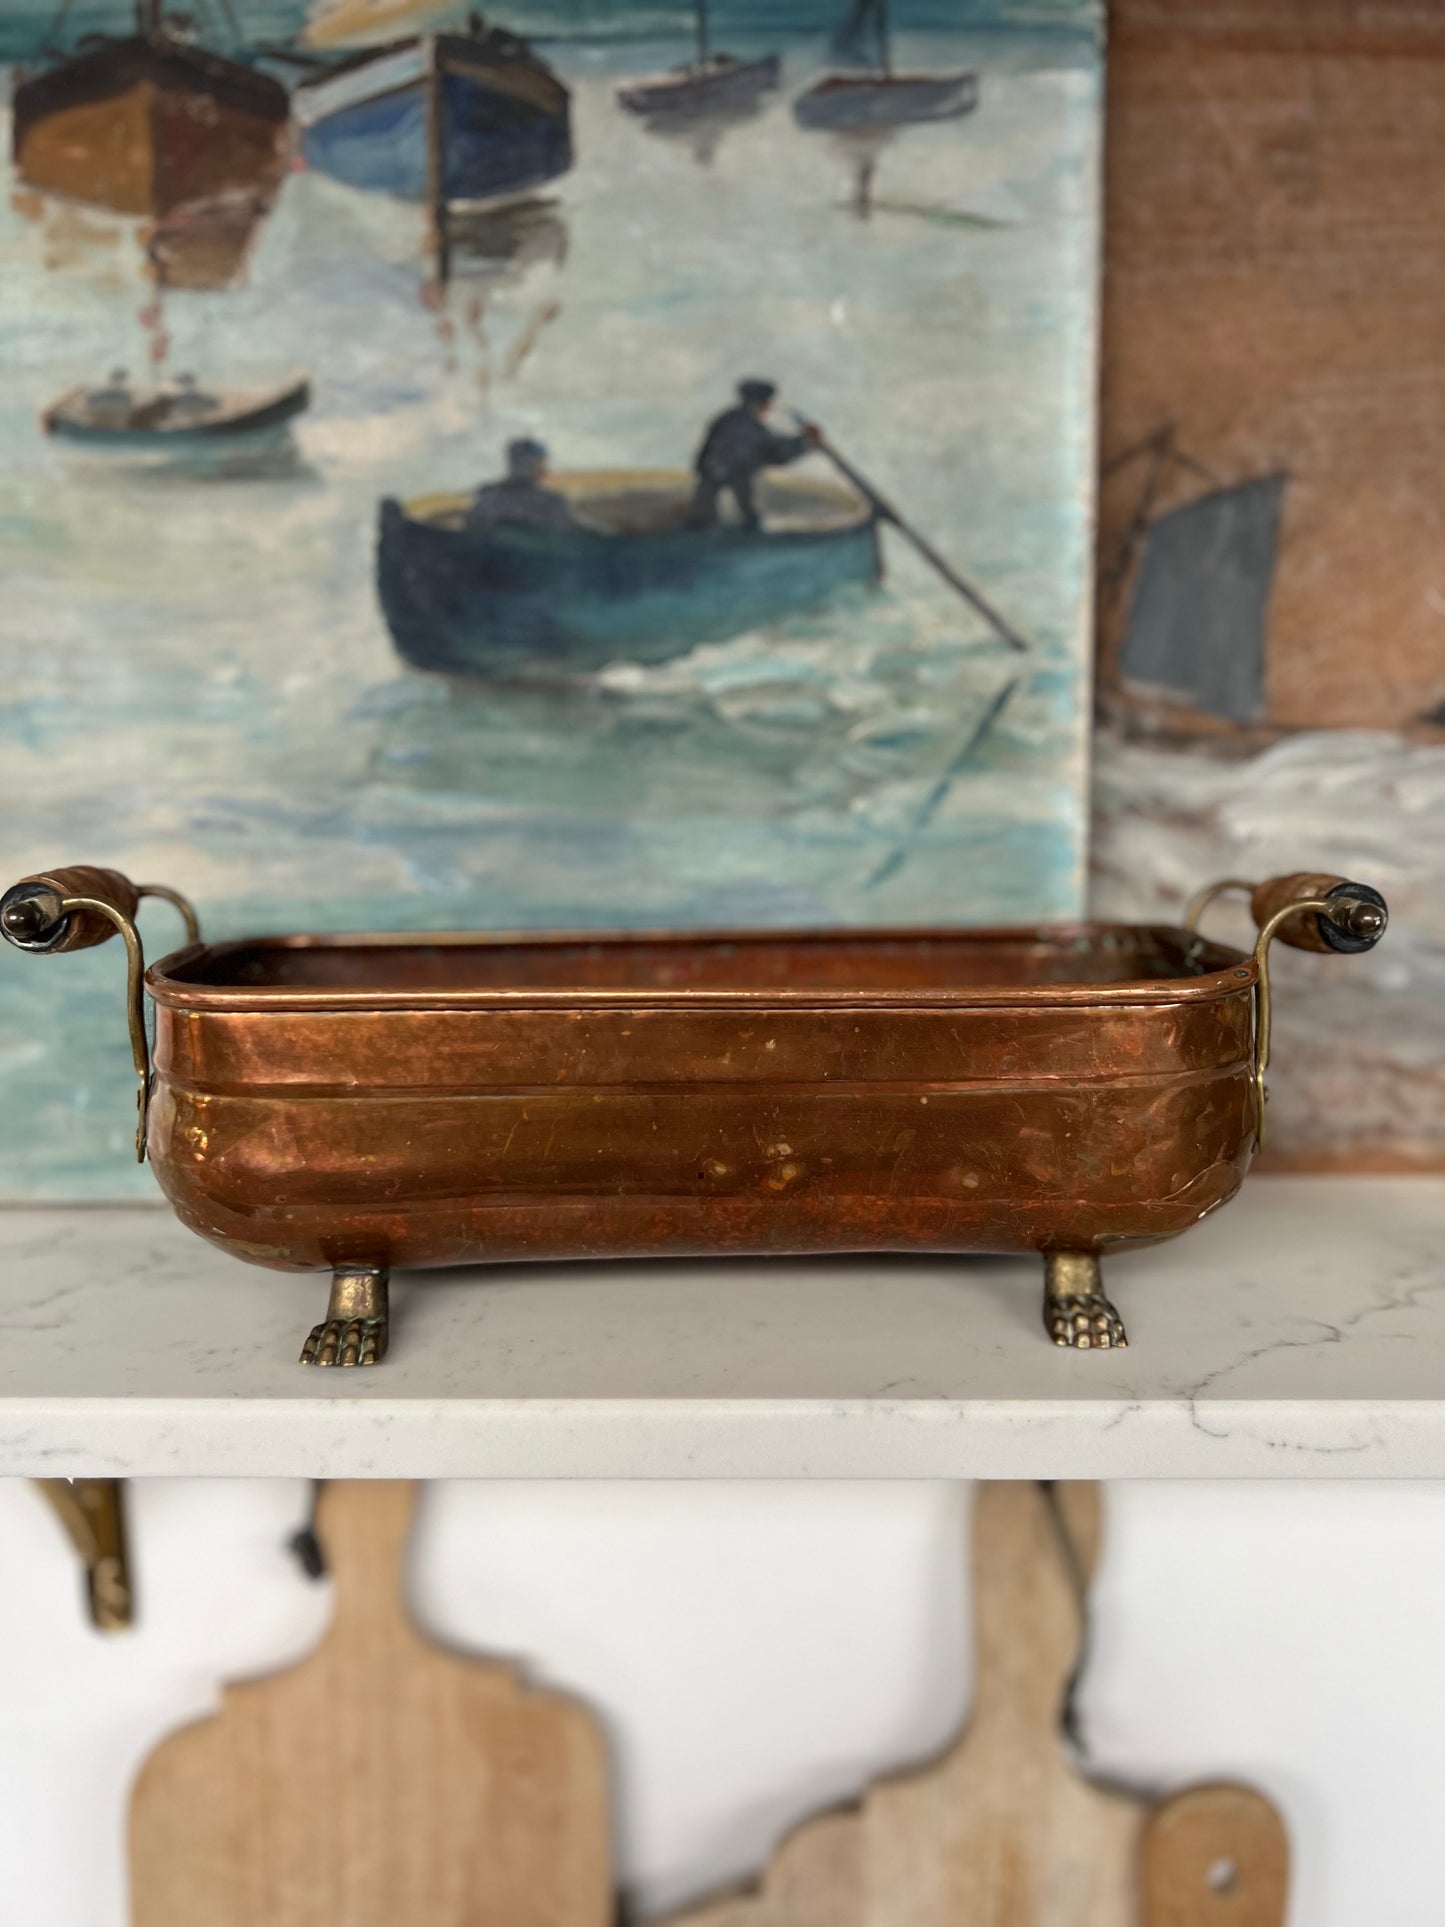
[793,0,976,132]
[11,3,290,219]
[294,21,571,209]
[617,2,779,121]
[377,469,881,677]
[43,375,310,472]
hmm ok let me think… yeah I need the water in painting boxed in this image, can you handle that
[0,0,1101,1195]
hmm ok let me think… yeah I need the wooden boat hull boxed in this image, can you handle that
[11,35,289,219]
[376,470,883,677]
[618,53,781,119]
[296,32,571,206]
[793,70,977,131]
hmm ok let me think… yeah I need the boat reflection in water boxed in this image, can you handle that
[446,195,568,283]
[294,16,572,211]
[142,188,280,291]
[11,1,290,220]
[378,469,881,678]
[13,176,278,297]
[43,373,311,479]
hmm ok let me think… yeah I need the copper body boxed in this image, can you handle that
[141,923,1261,1276]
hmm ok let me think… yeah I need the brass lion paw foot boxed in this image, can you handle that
[301,1316,388,1368]
[1042,1253,1128,1351]
[1046,1293,1128,1350]
[300,1266,390,1368]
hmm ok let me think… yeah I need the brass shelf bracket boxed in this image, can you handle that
[33,1477,135,1632]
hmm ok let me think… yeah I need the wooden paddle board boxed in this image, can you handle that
[662,1482,1287,1927]
[129,1480,612,1927]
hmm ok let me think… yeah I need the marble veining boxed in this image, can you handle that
[0,1177,1441,1478]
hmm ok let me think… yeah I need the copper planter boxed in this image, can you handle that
[1,865,1389,1365]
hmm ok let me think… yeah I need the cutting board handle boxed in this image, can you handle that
[1143,1783,1289,1927]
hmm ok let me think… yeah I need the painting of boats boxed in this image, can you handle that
[793,0,975,131]
[10,2,290,219]
[294,20,572,209]
[618,3,779,122]
[0,0,1105,1196]
[378,470,881,677]
[43,374,310,474]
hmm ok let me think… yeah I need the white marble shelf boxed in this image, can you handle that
[0,1176,1441,1480]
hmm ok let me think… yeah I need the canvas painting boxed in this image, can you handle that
[0,0,1102,1196]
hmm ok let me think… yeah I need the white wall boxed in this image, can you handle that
[2,1478,1445,1925]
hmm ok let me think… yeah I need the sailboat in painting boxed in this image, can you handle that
[293,15,571,211]
[1105,432,1287,732]
[1117,476,1286,727]
[11,0,289,220]
[617,1,780,123]
[794,0,977,131]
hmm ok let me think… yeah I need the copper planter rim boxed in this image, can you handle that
[146,922,1255,1015]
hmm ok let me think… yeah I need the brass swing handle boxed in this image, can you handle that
[1186,871,1389,1148]
[0,866,200,1162]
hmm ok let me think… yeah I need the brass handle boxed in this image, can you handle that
[0,866,201,1162]
[1185,872,1389,1148]
[1252,873,1390,954]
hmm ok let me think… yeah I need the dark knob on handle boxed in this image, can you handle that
[1249,873,1388,955]
[0,867,141,955]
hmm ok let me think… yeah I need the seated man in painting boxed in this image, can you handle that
[689,379,820,532]
[469,438,581,532]
[164,374,222,424]
[84,368,134,426]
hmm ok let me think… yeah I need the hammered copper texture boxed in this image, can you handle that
[142,925,1259,1277]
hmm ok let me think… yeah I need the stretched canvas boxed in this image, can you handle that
[0,0,1102,1196]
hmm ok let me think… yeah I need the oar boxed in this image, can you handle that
[864,670,1024,891]
[792,413,1031,652]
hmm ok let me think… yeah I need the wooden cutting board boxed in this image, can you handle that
[128,1481,612,1927]
[661,1482,1287,1927]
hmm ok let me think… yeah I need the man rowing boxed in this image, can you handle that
[689,379,821,532]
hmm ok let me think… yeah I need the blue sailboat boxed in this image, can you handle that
[617,0,780,125]
[794,0,976,131]
[294,15,571,210]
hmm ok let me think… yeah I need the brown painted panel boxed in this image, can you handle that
[1100,0,1445,730]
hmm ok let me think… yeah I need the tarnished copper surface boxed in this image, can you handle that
[0,865,1390,1357]
[140,922,1262,1276]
